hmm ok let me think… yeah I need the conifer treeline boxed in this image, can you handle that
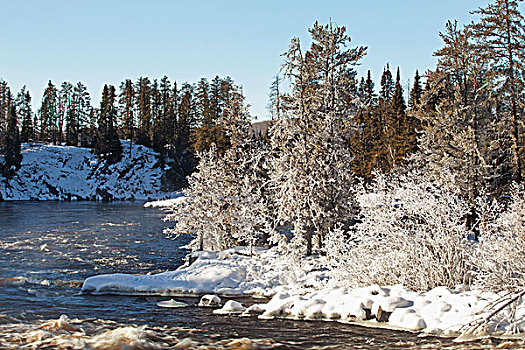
[0,75,247,180]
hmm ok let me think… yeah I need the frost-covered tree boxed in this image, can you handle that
[168,86,276,253]
[335,167,474,291]
[471,0,525,183]
[271,21,365,256]
[417,21,495,236]
[475,184,525,291]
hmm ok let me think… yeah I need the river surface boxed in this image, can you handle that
[0,201,523,349]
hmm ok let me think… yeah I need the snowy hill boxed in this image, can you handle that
[0,141,177,201]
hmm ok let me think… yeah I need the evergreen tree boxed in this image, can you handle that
[267,74,281,120]
[118,79,135,156]
[71,82,92,147]
[272,21,365,256]
[379,64,394,101]
[16,86,34,142]
[363,70,376,105]
[409,70,423,108]
[135,77,152,147]
[95,85,122,164]
[470,0,525,183]
[1,94,22,178]
[417,20,494,236]
[58,81,73,145]
[39,80,59,143]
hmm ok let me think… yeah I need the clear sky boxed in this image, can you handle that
[0,0,498,121]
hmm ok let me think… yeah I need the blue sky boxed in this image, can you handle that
[0,0,496,120]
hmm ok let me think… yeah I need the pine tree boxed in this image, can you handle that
[363,70,376,105]
[71,82,92,147]
[1,93,22,178]
[59,81,73,145]
[272,21,365,256]
[135,77,152,147]
[409,70,423,108]
[379,64,394,101]
[417,20,494,237]
[95,85,122,164]
[118,79,135,156]
[267,74,281,120]
[17,86,34,142]
[39,80,59,143]
[471,0,525,183]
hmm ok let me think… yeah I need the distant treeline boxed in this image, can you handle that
[0,75,251,180]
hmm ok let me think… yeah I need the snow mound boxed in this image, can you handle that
[0,141,177,201]
[156,299,188,308]
[213,300,246,314]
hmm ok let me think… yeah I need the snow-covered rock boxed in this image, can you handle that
[0,141,178,201]
[213,300,246,314]
[156,299,188,308]
[198,295,221,307]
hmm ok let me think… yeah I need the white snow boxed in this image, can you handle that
[198,294,222,307]
[213,300,246,314]
[82,247,525,337]
[156,299,188,308]
[0,141,177,201]
[144,196,186,208]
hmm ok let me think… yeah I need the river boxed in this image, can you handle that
[0,201,522,349]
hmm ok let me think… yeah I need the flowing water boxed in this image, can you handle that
[0,201,523,349]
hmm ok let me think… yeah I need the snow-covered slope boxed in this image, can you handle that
[0,141,177,201]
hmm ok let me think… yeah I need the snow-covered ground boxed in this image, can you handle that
[0,141,177,201]
[82,247,525,337]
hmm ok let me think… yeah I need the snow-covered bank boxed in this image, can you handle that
[0,141,177,201]
[82,247,318,296]
[82,247,525,337]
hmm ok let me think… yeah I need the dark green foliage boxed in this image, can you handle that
[1,95,22,178]
[17,86,34,143]
[94,85,122,164]
[39,81,59,144]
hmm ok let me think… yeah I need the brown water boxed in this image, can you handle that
[1,201,523,349]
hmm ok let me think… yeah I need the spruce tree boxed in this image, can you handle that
[39,81,59,143]
[95,85,122,164]
[71,82,91,147]
[135,77,152,147]
[59,82,74,145]
[267,74,281,120]
[118,79,135,156]
[272,21,364,256]
[409,70,423,108]
[17,86,34,143]
[1,94,22,178]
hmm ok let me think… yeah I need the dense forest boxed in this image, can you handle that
[0,75,251,185]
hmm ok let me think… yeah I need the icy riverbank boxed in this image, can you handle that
[0,141,177,201]
[82,246,525,337]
